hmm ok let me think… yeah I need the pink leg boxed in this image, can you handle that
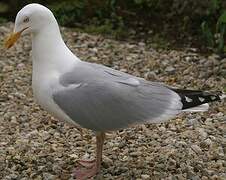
[74,132,105,180]
[74,166,98,180]
[77,159,95,168]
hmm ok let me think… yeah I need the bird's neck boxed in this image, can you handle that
[31,24,80,74]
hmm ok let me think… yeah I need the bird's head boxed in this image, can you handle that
[5,3,55,49]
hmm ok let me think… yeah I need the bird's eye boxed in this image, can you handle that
[23,17,29,23]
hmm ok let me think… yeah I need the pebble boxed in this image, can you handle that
[197,128,207,140]
[187,118,200,126]
[200,138,212,148]
[158,126,166,132]
[141,174,150,179]
[144,71,158,80]
[138,42,145,46]
[43,173,56,180]
[191,144,202,154]
[165,66,175,73]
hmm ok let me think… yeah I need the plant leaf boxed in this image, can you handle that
[217,24,226,53]
[217,10,226,30]
[210,0,219,12]
[201,21,214,47]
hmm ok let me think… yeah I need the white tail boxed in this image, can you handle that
[182,103,209,112]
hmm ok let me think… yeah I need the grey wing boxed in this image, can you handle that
[53,62,183,131]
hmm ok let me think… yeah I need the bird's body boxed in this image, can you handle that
[5,3,225,179]
[31,19,81,126]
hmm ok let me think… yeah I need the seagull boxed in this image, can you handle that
[5,3,225,179]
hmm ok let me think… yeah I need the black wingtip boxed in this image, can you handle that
[170,89,223,110]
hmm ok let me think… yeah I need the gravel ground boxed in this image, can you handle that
[0,23,226,180]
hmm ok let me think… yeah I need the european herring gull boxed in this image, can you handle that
[5,3,225,179]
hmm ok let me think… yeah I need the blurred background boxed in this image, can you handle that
[0,0,226,54]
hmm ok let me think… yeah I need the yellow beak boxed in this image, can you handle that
[4,27,28,49]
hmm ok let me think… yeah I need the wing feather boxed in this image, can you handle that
[53,62,182,131]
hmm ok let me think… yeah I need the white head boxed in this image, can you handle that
[5,3,58,48]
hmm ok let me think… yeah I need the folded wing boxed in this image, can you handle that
[52,62,182,131]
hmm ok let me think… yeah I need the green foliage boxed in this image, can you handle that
[84,19,127,39]
[49,0,87,26]
[0,17,7,24]
[0,2,8,24]
[0,2,8,13]
[201,21,214,47]
[201,0,226,54]
[49,0,127,38]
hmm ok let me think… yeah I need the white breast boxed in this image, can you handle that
[32,70,80,126]
[30,26,81,127]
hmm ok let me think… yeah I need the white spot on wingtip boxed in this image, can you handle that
[198,97,205,102]
[211,96,216,100]
[185,96,193,102]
